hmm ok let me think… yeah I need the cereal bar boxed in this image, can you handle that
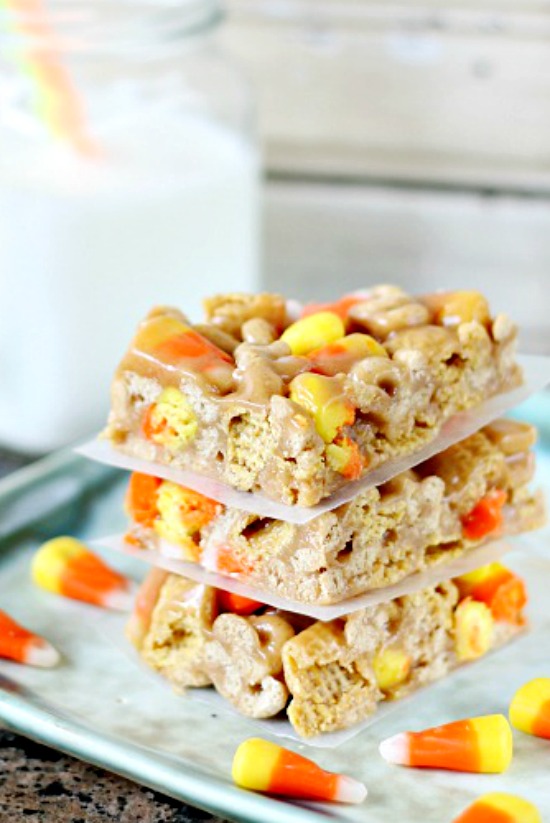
[124,419,544,604]
[128,562,527,738]
[105,287,521,506]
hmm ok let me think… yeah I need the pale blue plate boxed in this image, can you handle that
[0,398,549,823]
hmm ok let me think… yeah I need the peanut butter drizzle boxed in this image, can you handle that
[121,344,223,393]
[116,299,522,498]
[248,613,295,671]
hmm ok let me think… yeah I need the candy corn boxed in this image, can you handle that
[125,472,162,528]
[509,678,550,739]
[373,647,411,692]
[281,311,345,356]
[154,328,234,366]
[425,290,491,329]
[454,598,494,661]
[301,294,367,321]
[217,590,264,616]
[154,481,220,561]
[309,333,387,376]
[32,536,131,610]
[142,387,198,450]
[455,563,527,626]
[0,609,60,667]
[326,436,364,480]
[135,313,233,366]
[232,738,367,804]
[379,714,513,773]
[452,792,541,823]
[461,489,507,541]
[289,373,356,443]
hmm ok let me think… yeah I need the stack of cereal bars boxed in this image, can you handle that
[100,286,545,738]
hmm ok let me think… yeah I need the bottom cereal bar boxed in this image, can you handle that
[128,562,527,738]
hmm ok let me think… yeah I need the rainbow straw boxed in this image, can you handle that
[2,0,97,155]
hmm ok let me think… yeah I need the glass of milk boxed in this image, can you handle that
[0,0,260,452]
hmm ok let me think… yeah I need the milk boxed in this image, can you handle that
[0,115,260,452]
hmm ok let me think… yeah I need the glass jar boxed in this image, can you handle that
[0,0,260,452]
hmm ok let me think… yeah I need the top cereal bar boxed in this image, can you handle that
[104,286,521,506]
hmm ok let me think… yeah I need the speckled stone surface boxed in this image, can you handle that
[0,730,227,822]
[0,455,227,823]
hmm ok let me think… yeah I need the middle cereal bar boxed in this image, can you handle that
[124,418,544,605]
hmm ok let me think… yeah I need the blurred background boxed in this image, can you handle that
[225,0,550,336]
[0,0,549,456]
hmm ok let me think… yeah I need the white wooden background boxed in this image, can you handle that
[223,1,550,350]
[262,181,550,351]
[223,0,550,191]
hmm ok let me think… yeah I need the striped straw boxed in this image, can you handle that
[2,0,97,155]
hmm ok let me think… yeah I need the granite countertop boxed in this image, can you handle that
[0,451,228,823]
[0,731,225,823]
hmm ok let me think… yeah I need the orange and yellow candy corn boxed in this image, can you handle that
[454,598,494,661]
[125,472,162,528]
[135,313,233,366]
[32,537,131,611]
[0,609,60,667]
[281,312,345,356]
[232,738,367,804]
[461,489,507,541]
[379,714,513,773]
[326,436,364,480]
[452,792,541,823]
[309,333,387,376]
[217,590,264,616]
[301,293,367,321]
[289,373,356,443]
[455,563,527,625]
[509,678,550,739]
